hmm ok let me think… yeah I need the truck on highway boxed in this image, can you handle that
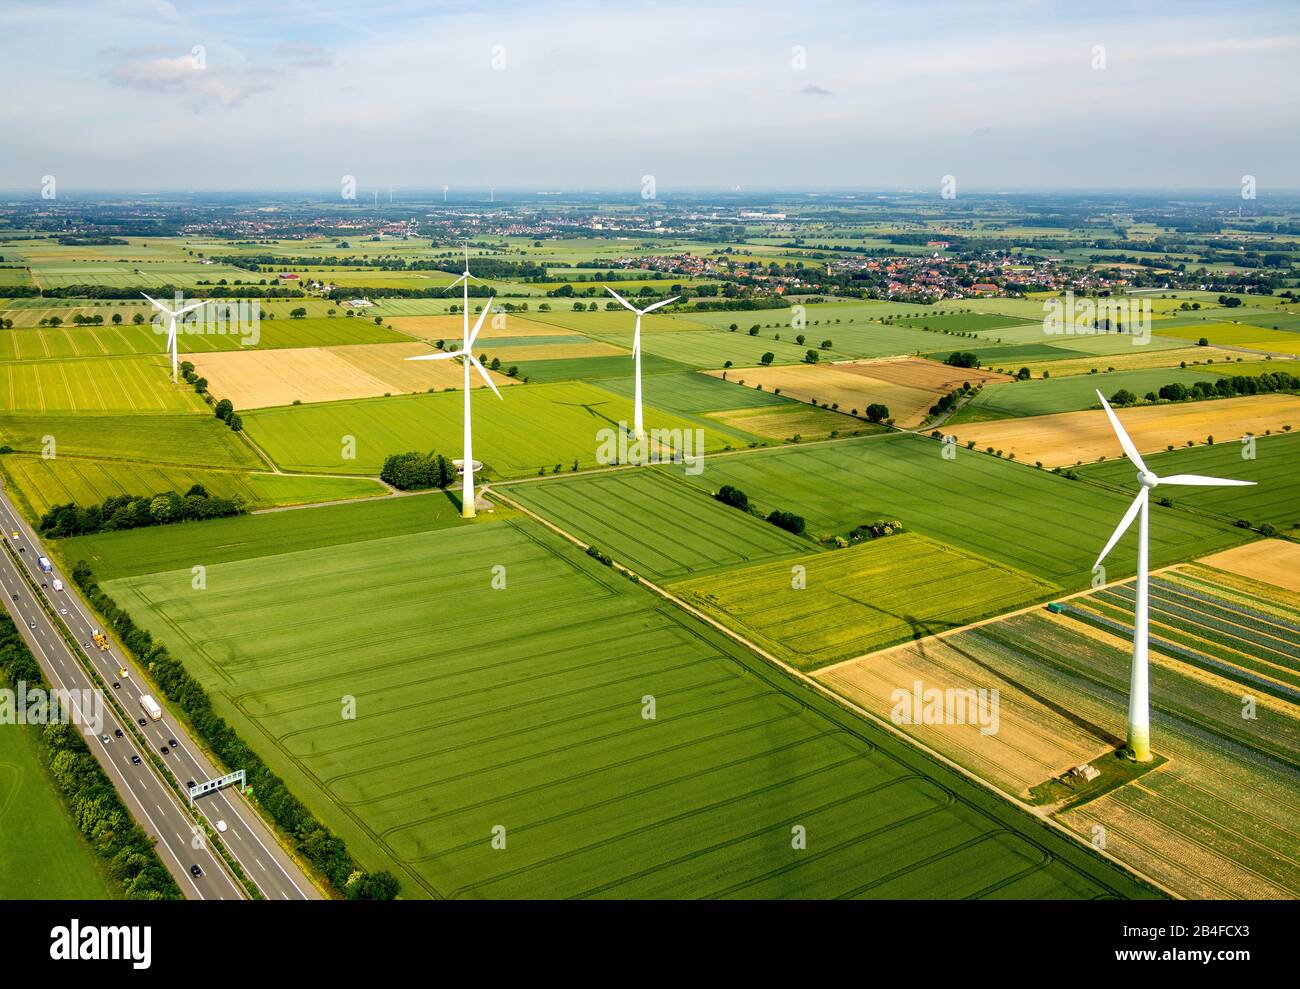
[91,628,110,650]
[51,578,63,592]
[140,695,162,722]
[37,556,53,574]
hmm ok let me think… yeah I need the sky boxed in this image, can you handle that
[1,0,1297,193]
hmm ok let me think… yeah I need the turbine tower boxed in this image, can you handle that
[1092,390,1255,761]
[142,292,206,383]
[406,245,502,519]
[605,287,679,439]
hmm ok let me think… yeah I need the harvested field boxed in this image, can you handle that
[816,633,1115,797]
[1021,347,1230,378]
[835,357,1012,393]
[947,394,1300,467]
[477,341,629,363]
[1198,540,1300,594]
[705,363,938,426]
[192,342,516,409]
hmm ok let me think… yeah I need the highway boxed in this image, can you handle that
[0,486,319,901]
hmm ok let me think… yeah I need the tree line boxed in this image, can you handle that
[39,485,245,538]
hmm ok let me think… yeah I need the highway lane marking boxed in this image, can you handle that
[0,552,240,900]
[3,498,314,900]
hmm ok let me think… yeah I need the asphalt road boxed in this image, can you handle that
[0,487,319,901]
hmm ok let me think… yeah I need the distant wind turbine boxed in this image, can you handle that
[406,244,502,519]
[1092,389,1255,761]
[142,292,206,383]
[605,287,678,439]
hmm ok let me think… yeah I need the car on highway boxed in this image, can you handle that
[215,820,227,833]
[26,620,35,630]
[10,594,16,601]
[190,865,203,877]
[169,737,179,747]
[160,746,170,755]
[100,734,110,743]
[59,607,67,615]
[112,681,120,690]
[186,779,196,788]
[10,531,17,538]
[130,755,142,765]
[137,717,146,726]
[114,728,124,738]
[118,666,129,679]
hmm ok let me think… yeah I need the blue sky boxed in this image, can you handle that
[1,0,1297,192]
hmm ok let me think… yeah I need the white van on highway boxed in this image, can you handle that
[51,578,63,592]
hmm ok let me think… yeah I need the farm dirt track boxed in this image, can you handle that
[948,394,1300,467]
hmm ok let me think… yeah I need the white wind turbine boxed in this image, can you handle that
[1092,390,1255,761]
[605,287,679,439]
[142,292,207,383]
[406,246,502,519]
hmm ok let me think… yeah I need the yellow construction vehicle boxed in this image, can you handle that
[91,628,110,651]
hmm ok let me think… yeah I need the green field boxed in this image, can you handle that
[0,355,205,413]
[243,381,754,477]
[1079,431,1300,531]
[1,454,386,519]
[97,511,1156,899]
[0,413,262,469]
[502,469,809,582]
[0,714,113,899]
[669,532,1058,670]
[949,368,1211,422]
[60,492,468,579]
[0,315,407,359]
[672,433,1246,590]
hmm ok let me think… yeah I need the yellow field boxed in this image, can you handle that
[477,341,629,362]
[192,342,517,409]
[816,637,1114,798]
[1197,540,1300,594]
[389,314,573,340]
[705,362,938,426]
[839,357,1012,392]
[948,394,1300,467]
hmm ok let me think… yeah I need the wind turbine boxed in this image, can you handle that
[605,287,679,439]
[405,245,502,519]
[1092,390,1255,761]
[142,292,206,383]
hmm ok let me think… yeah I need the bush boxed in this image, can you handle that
[865,403,889,423]
[714,485,749,511]
[945,351,980,368]
[379,450,458,490]
[766,509,806,535]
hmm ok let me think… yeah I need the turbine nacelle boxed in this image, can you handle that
[1138,470,1159,489]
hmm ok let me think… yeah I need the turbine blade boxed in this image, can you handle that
[469,356,503,399]
[1159,473,1257,487]
[447,273,468,289]
[176,299,206,316]
[467,298,493,348]
[605,286,637,312]
[633,314,641,356]
[405,350,460,361]
[141,291,169,314]
[1095,489,1145,570]
[1096,390,1148,473]
[640,295,680,313]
